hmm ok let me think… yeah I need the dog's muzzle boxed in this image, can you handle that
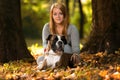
[56,40,64,51]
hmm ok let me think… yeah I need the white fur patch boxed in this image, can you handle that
[56,35,64,48]
[45,49,61,68]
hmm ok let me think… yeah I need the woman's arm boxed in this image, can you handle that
[70,25,80,54]
[42,23,50,48]
[69,25,80,65]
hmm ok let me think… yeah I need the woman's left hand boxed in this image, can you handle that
[71,53,80,65]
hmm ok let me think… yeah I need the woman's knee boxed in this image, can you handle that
[36,56,44,65]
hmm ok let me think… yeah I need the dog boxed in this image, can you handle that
[37,34,74,70]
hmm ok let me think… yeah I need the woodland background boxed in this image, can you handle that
[22,0,91,46]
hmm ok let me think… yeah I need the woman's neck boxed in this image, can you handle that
[56,24,64,35]
[56,24,63,28]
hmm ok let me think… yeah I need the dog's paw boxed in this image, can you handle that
[37,62,44,70]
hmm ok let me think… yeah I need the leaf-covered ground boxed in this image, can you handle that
[0,44,120,80]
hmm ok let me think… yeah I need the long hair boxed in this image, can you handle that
[49,3,69,37]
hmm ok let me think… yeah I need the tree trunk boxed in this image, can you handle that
[0,0,34,63]
[81,0,120,54]
[79,0,85,39]
[65,0,69,17]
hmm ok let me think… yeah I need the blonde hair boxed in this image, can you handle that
[49,2,69,36]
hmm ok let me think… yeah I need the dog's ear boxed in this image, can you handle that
[46,34,52,41]
[61,36,67,44]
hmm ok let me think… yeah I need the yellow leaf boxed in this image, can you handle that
[111,72,120,79]
[99,70,108,78]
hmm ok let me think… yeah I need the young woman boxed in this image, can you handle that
[37,2,80,65]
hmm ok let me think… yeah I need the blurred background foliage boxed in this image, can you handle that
[21,0,92,46]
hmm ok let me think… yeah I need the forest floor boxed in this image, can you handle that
[0,44,120,80]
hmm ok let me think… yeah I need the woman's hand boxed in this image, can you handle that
[71,53,80,65]
[44,48,50,55]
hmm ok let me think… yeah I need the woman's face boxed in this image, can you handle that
[52,8,64,25]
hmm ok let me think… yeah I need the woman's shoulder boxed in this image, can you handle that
[44,23,49,28]
[43,23,50,32]
[68,24,78,31]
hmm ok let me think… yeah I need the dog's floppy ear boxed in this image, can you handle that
[61,36,67,44]
[46,34,52,41]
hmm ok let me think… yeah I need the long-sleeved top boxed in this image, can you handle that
[42,23,80,54]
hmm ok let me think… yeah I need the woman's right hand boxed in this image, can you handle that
[71,53,80,65]
[44,48,49,54]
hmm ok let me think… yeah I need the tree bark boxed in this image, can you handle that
[65,0,69,17]
[81,0,120,54]
[79,0,85,39]
[0,0,34,63]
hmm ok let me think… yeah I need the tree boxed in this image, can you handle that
[0,0,34,63]
[81,0,120,54]
[78,0,85,39]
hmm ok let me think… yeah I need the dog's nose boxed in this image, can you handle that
[58,41,63,46]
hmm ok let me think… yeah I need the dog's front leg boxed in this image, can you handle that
[50,62,59,71]
[38,59,47,70]
[51,63,56,69]
[55,61,62,68]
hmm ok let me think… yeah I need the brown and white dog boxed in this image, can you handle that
[37,34,74,70]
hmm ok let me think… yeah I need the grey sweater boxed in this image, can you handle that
[42,23,80,54]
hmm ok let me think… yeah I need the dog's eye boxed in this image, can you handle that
[61,36,67,44]
[54,36,58,41]
[61,36,66,41]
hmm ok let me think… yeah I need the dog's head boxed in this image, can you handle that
[46,34,67,54]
